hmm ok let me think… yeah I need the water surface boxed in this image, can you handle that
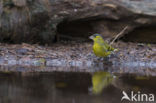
[0,71,155,103]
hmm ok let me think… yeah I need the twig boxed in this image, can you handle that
[110,26,129,45]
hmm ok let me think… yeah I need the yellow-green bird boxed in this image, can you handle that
[89,34,117,57]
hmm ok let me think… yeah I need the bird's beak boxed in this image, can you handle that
[89,35,94,40]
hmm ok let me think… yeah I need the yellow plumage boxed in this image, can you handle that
[89,34,116,57]
[92,72,114,94]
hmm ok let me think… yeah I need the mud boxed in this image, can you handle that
[0,41,155,76]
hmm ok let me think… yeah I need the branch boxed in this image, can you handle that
[110,26,129,45]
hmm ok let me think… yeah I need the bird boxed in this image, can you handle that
[89,34,117,57]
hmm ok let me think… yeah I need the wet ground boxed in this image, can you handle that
[0,41,156,103]
[0,72,155,103]
[0,41,155,75]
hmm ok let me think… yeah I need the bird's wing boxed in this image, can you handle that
[97,40,107,51]
[99,40,114,51]
[103,41,115,51]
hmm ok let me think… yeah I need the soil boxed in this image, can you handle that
[0,41,155,76]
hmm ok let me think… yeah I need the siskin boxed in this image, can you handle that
[89,34,117,57]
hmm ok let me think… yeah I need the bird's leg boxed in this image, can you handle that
[97,57,102,61]
[100,57,104,61]
[103,57,109,61]
[98,57,109,61]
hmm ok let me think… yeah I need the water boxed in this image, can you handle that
[0,71,155,103]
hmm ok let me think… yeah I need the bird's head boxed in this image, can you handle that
[89,34,103,41]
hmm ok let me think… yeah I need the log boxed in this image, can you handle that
[0,0,156,43]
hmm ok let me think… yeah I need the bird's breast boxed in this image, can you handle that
[93,43,104,57]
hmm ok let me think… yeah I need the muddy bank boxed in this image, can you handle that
[0,42,155,76]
